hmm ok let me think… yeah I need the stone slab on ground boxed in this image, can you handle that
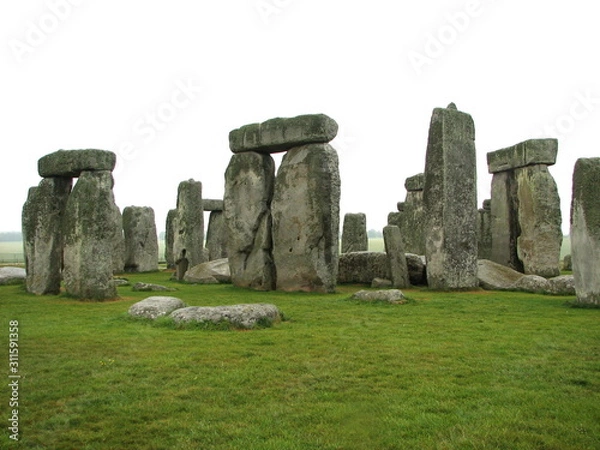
[128,296,187,320]
[132,282,177,292]
[0,267,26,285]
[351,289,406,304]
[184,258,231,284]
[170,304,282,329]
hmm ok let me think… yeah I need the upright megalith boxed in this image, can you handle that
[487,139,562,277]
[224,152,276,290]
[172,180,205,270]
[165,209,177,268]
[203,199,227,261]
[62,170,122,300]
[570,158,600,306]
[122,206,159,272]
[22,177,72,295]
[341,213,368,253]
[395,173,426,255]
[423,103,478,289]
[383,225,410,288]
[478,199,492,260]
[271,143,341,292]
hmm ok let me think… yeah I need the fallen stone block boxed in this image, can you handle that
[351,289,406,304]
[128,296,187,320]
[170,304,282,329]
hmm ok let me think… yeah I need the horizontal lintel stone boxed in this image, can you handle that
[38,149,116,178]
[487,139,557,174]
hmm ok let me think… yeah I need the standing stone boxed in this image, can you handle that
[206,211,228,261]
[22,177,72,295]
[62,171,121,300]
[515,165,562,277]
[341,213,368,253]
[423,104,478,289]
[478,199,492,260]
[165,209,177,268]
[122,206,159,272]
[383,225,410,288]
[271,143,340,293]
[224,152,276,290]
[570,158,600,306]
[172,179,205,270]
[400,173,426,255]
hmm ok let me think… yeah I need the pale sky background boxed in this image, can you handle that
[1,0,599,236]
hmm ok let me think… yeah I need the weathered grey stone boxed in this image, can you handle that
[478,199,492,260]
[561,254,572,271]
[224,152,275,290]
[271,143,340,293]
[338,252,390,284]
[184,258,231,284]
[546,275,576,296]
[397,202,405,212]
[404,173,425,192]
[0,267,26,285]
[123,206,159,273]
[487,139,557,174]
[399,189,426,255]
[388,212,402,228]
[341,213,368,253]
[423,104,478,289]
[490,170,523,272]
[513,275,551,294]
[132,282,176,292]
[170,304,282,329]
[38,149,116,177]
[165,209,177,269]
[570,157,600,306]
[206,211,228,261]
[229,114,338,154]
[128,296,187,319]
[172,179,205,270]
[113,278,130,287]
[405,253,427,286]
[371,278,393,288]
[203,199,224,211]
[62,171,122,300]
[383,225,410,288]
[351,289,406,304]
[515,165,562,277]
[477,259,524,291]
[22,177,72,295]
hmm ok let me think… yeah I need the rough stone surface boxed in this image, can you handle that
[229,114,338,154]
[0,267,26,285]
[478,199,492,260]
[487,139,557,174]
[38,149,116,177]
[351,289,406,304]
[123,206,159,273]
[172,179,205,270]
[62,171,122,300]
[404,173,425,192]
[383,225,410,288]
[423,105,478,289]
[513,275,551,294]
[170,304,282,329]
[338,252,390,284]
[561,254,572,271]
[203,199,224,211]
[405,253,427,286]
[341,213,368,253]
[570,157,600,306]
[515,165,562,277]
[184,258,231,284]
[22,177,72,294]
[132,282,176,292]
[271,143,340,293]
[371,278,392,288]
[397,187,426,255]
[546,275,576,296]
[206,211,228,261]
[165,209,177,268]
[387,212,402,229]
[128,296,187,319]
[224,152,276,290]
[477,259,524,291]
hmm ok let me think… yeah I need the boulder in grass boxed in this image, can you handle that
[0,267,26,285]
[132,282,177,292]
[513,275,551,294]
[170,304,282,329]
[545,275,576,296]
[184,258,231,284]
[477,259,524,291]
[128,296,187,320]
[351,289,406,304]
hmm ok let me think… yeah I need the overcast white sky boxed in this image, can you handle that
[1,0,599,235]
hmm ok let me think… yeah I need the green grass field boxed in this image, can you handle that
[1,272,598,449]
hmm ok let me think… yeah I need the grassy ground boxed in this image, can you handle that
[1,272,598,449]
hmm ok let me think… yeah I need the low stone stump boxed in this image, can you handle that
[132,282,177,292]
[183,258,231,284]
[128,296,187,320]
[351,289,406,304]
[170,304,282,329]
[546,275,576,296]
[0,267,26,285]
